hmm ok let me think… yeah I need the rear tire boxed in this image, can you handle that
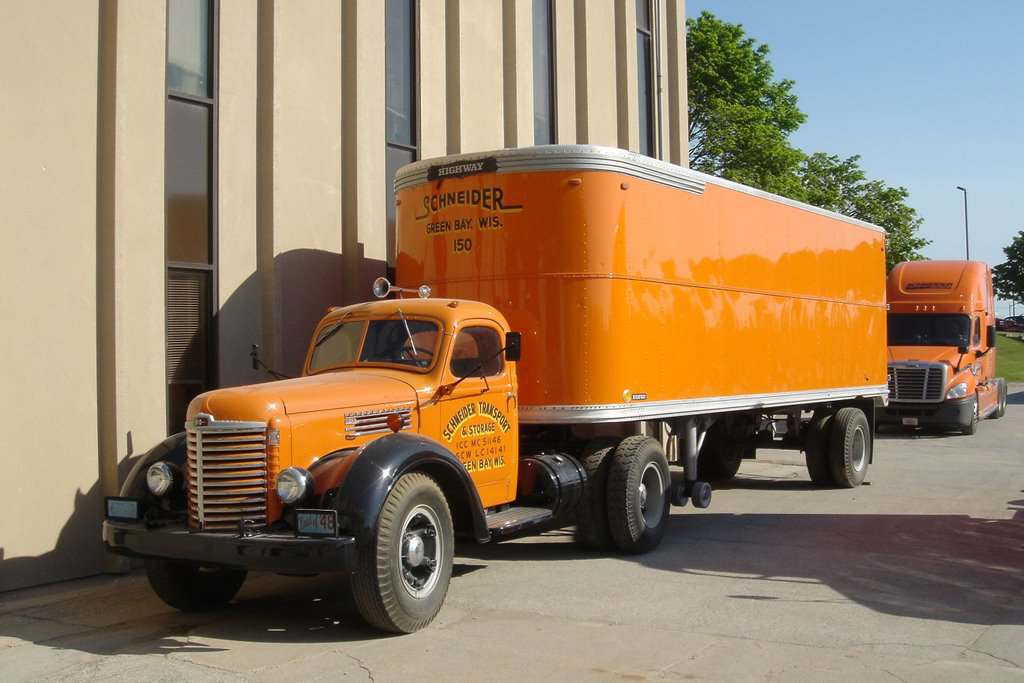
[804,412,834,486]
[828,407,870,488]
[145,559,246,612]
[351,472,454,633]
[606,436,670,554]
[575,439,619,550]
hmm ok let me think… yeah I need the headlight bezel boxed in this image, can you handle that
[146,462,176,496]
[946,381,970,400]
[276,466,314,505]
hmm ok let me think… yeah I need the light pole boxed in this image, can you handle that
[955,186,970,259]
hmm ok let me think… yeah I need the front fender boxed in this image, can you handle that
[120,432,188,499]
[332,432,489,552]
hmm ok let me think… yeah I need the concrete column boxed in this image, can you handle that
[447,0,505,153]
[552,0,576,143]
[665,0,688,166]
[343,0,387,296]
[0,0,102,591]
[502,0,534,148]
[419,0,448,159]
[262,1,345,376]
[573,0,618,146]
[218,0,261,387]
[614,0,639,151]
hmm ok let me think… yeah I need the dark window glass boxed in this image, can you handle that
[532,0,555,144]
[166,98,211,263]
[167,269,210,431]
[973,318,981,345]
[451,327,504,378]
[385,0,416,146]
[167,0,211,98]
[308,321,366,372]
[386,145,415,272]
[636,0,654,157]
[361,319,440,369]
[887,314,971,347]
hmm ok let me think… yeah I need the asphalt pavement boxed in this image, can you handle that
[2,386,1022,681]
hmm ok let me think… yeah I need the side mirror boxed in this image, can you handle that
[987,324,996,348]
[957,344,969,355]
[505,332,522,362]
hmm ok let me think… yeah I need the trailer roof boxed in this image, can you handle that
[394,144,886,234]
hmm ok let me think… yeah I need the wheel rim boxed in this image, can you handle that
[637,462,666,529]
[851,426,867,471]
[399,504,442,599]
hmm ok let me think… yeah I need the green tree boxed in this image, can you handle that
[686,11,806,196]
[797,153,930,269]
[993,231,1024,304]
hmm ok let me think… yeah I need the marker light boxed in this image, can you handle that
[418,284,432,299]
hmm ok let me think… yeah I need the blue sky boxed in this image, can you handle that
[686,0,1024,314]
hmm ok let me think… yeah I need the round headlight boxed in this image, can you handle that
[276,467,312,505]
[146,462,175,496]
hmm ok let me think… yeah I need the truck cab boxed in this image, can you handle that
[879,260,1008,433]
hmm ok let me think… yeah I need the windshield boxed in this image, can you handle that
[887,313,970,347]
[307,318,441,372]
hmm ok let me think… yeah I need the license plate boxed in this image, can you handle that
[902,417,919,426]
[105,497,141,521]
[296,509,338,538]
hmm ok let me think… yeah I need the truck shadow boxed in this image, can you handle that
[1007,389,1024,405]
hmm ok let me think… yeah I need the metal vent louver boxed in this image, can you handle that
[345,406,413,438]
[888,364,947,402]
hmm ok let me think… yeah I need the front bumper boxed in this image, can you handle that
[103,520,356,574]
[876,395,975,429]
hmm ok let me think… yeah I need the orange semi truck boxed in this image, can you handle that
[878,260,1007,433]
[104,145,888,633]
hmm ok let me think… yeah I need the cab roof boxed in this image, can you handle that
[888,260,991,309]
[319,297,508,330]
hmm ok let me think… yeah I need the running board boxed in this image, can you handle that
[486,506,554,539]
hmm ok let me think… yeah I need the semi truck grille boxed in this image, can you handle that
[887,364,946,402]
[186,414,269,531]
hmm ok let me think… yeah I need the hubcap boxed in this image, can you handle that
[851,427,866,471]
[399,504,442,599]
[638,462,666,529]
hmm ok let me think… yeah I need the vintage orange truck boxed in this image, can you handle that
[878,259,1007,433]
[104,145,888,633]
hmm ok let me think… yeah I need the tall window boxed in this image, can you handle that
[532,0,555,144]
[385,0,417,276]
[636,0,655,157]
[166,0,217,434]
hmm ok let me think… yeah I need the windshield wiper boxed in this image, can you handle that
[397,307,417,357]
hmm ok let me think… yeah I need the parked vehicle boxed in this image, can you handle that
[104,145,888,633]
[878,260,1008,433]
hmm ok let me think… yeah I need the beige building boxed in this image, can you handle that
[0,0,688,591]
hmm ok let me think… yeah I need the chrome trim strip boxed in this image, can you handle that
[394,144,885,234]
[517,385,890,424]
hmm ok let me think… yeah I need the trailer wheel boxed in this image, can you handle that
[351,472,454,633]
[994,379,1008,419]
[697,432,746,482]
[145,559,246,612]
[804,412,834,486]
[606,436,670,554]
[575,440,619,550]
[828,408,870,488]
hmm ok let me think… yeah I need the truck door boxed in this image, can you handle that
[438,323,518,508]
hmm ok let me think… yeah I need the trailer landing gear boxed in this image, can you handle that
[670,480,712,508]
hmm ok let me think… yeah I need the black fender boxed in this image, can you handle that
[120,432,188,498]
[332,432,490,553]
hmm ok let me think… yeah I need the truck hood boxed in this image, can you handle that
[197,371,418,419]
[888,346,965,367]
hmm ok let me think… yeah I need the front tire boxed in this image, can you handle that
[993,380,1007,419]
[145,559,246,612]
[962,395,979,435]
[351,472,454,633]
[828,407,870,488]
[606,436,670,554]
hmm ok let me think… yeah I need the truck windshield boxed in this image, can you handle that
[308,318,441,372]
[887,313,970,347]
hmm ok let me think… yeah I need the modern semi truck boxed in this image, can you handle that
[878,259,1007,433]
[104,145,888,633]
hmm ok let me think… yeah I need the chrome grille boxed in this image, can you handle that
[888,364,946,402]
[186,414,268,531]
[345,406,413,439]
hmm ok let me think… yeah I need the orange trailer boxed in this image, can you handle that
[879,260,1007,433]
[104,145,888,634]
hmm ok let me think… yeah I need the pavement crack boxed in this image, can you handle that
[346,652,376,682]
